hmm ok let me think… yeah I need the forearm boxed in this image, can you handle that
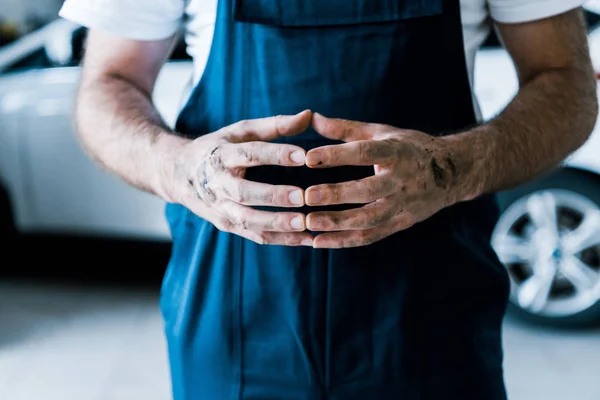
[445,65,598,202]
[75,73,189,202]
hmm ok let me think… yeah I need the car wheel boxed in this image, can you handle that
[492,168,600,327]
[0,186,16,257]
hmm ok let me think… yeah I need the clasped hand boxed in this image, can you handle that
[174,110,461,248]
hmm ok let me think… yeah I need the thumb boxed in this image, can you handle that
[225,110,312,143]
[311,113,373,142]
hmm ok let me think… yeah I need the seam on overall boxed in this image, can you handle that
[324,249,332,393]
[235,235,244,400]
[237,2,250,395]
[233,236,244,400]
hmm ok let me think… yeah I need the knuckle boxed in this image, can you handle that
[373,207,394,227]
[257,234,268,245]
[207,144,222,161]
[236,119,257,140]
[238,119,250,132]
[373,210,386,227]
[348,212,368,229]
[275,146,286,164]
[365,212,381,228]
[317,215,332,230]
[358,141,372,162]
[214,218,233,232]
[325,184,340,203]
[231,183,245,203]
[275,114,285,134]
[222,219,234,231]
[328,148,339,164]
[261,215,277,231]
[362,182,378,201]
[240,214,250,230]
[206,145,224,170]
[287,235,302,246]
[359,141,382,163]
[267,188,281,206]
[232,211,249,229]
[382,177,397,196]
[345,232,367,247]
[367,122,381,134]
[276,215,290,231]
[358,229,375,245]
[236,145,255,164]
[354,216,369,229]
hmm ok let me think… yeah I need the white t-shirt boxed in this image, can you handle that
[59,0,585,116]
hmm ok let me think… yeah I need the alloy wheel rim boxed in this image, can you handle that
[492,189,600,317]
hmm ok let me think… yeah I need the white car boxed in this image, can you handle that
[1,12,599,325]
[0,20,191,243]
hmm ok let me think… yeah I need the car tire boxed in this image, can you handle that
[0,186,16,260]
[494,168,600,327]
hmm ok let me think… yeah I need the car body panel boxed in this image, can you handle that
[0,61,192,240]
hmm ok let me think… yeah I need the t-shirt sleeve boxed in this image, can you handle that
[488,0,587,24]
[59,0,185,40]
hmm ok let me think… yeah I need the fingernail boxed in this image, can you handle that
[291,216,304,230]
[301,238,313,246]
[289,190,304,205]
[307,189,321,204]
[306,152,321,166]
[290,150,305,164]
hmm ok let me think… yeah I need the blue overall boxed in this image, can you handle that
[160,0,511,398]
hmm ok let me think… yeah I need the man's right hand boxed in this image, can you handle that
[169,110,314,246]
[77,30,311,246]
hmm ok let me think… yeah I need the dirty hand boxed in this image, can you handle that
[304,113,462,248]
[172,110,314,246]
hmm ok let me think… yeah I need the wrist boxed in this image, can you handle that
[151,132,191,204]
[437,127,491,203]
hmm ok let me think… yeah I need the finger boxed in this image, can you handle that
[305,172,395,206]
[305,140,396,168]
[224,110,312,142]
[222,201,307,232]
[221,142,306,168]
[311,112,375,142]
[312,218,401,249]
[230,227,313,246]
[221,177,305,207]
[255,231,314,246]
[307,199,397,231]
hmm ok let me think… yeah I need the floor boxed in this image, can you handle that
[1,280,599,400]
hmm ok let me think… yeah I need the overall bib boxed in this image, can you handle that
[161,0,511,398]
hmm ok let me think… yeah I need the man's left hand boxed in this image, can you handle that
[305,113,465,248]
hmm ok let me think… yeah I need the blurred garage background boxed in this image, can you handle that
[1,1,599,399]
